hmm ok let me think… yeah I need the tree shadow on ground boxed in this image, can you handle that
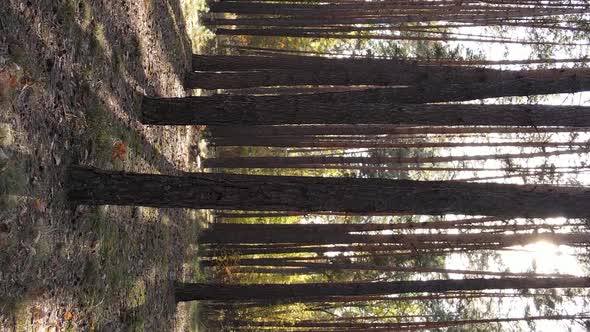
[0,0,210,330]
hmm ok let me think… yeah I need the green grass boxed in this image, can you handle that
[0,151,27,211]
[1,0,214,330]
[0,158,26,194]
[77,206,182,330]
[79,0,93,27]
[12,299,34,332]
[111,48,124,75]
[0,294,35,332]
[121,280,148,331]
[58,0,78,30]
[90,23,108,54]
[84,101,142,169]
[181,210,208,332]
[79,207,137,327]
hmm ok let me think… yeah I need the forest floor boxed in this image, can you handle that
[0,0,214,330]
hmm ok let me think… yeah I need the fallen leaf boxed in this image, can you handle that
[63,311,74,321]
[32,199,47,214]
[7,75,18,88]
[112,142,127,160]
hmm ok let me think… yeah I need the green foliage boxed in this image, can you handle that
[182,0,215,53]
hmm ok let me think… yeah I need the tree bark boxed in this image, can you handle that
[142,99,590,126]
[208,125,585,138]
[68,166,590,218]
[188,55,516,89]
[231,314,586,329]
[203,148,587,169]
[200,230,590,246]
[212,137,590,148]
[173,277,590,302]
[223,261,572,278]
[144,67,590,124]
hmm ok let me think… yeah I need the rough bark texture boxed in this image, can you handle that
[212,138,590,148]
[144,68,590,125]
[192,54,431,71]
[188,55,514,89]
[200,230,590,245]
[141,98,590,126]
[208,125,585,137]
[173,277,590,302]
[68,166,590,218]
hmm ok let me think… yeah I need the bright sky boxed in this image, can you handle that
[441,26,590,331]
[306,22,590,330]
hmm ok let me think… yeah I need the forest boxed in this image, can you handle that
[2,0,590,331]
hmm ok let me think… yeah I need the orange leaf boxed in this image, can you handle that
[63,311,74,320]
[8,75,18,88]
[112,142,127,160]
[33,199,47,214]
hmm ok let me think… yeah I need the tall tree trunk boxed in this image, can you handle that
[205,243,500,256]
[173,277,590,302]
[67,166,590,218]
[208,217,500,232]
[226,262,572,278]
[226,291,550,307]
[206,220,573,235]
[188,55,517,89]
[142,99,590,126]
[200,230,590,246]
[208,125,585,138]
[230,314,587,329]
[203,148,587,169]
[143,68,590,125]
[212,137,590,148]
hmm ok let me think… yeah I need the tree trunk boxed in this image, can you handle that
[142,99,590,126]
[188,55,516,89]
[143,68,590,124]
[203,148,587,169]
[230,314,586,329]
[200,230,590,246]
[225,261,572,278]
[212,137,590,148]
[208,217,500,232]
[173,277,590,302]
[67,166,590,218]
[208,125,585,138]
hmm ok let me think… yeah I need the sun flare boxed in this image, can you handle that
[501,241,585,276]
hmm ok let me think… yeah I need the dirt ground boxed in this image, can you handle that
[0,0,212,330]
